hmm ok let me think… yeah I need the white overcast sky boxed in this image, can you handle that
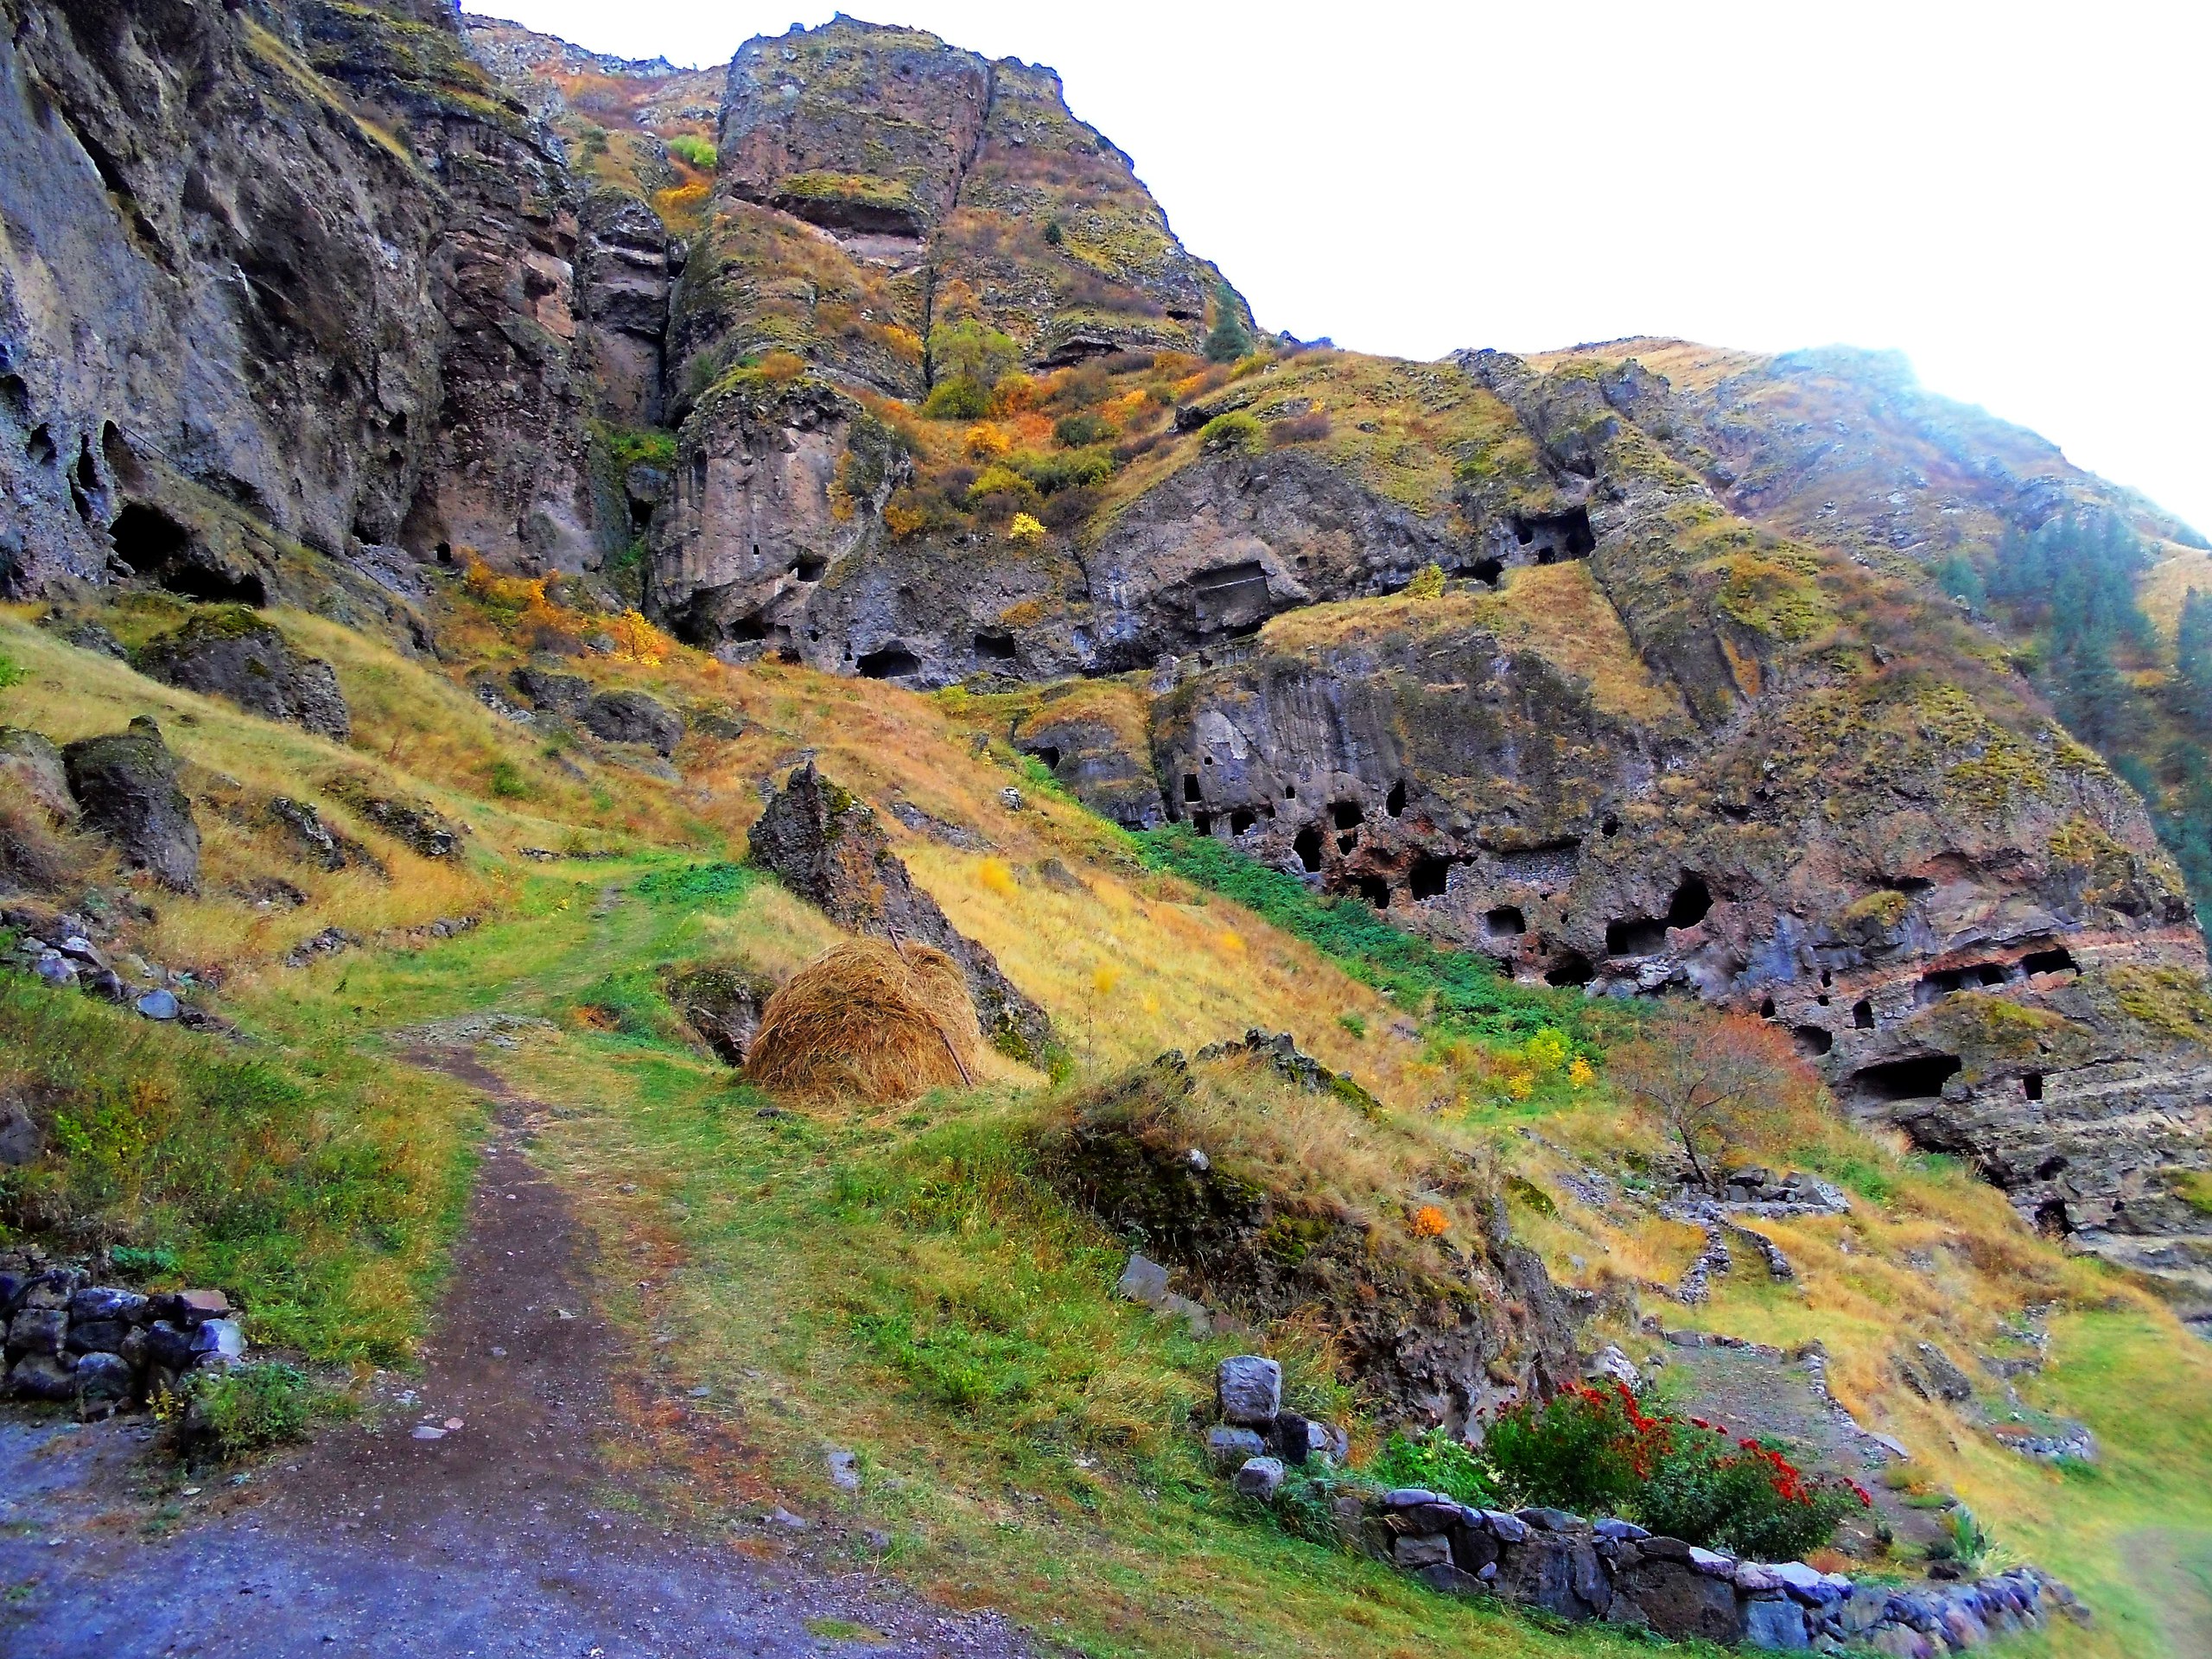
[481,1,2212,536]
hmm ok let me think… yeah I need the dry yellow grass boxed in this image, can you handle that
[2136,545,2212,645]
[745,938,978,1104]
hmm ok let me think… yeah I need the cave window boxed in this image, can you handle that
[1029,745,1061,772]
[629,499,654,533]
[1469,557,1503,586]
[74,438,99,493]
[1331,799,1363,830]
[1192,810,1213,836]
[975,631,1018,661]
[1183,774,1203,803]
[1666,873,1711,928]
[1337,833,1357,855]
[1230,809,1255,836]
[1410,856,1451,900]
[1850,1053,1963,1102]
[2034,1198,2070,1237]
[1546,950,1595,988]
[1820,969,1833,988]
[1282,784,1296,800]
[1357,874,1390,909]
[1792,1025,1835,1058]
[1601,816,1619,837]
[1386,779,1407,817]
[2020,946,2078,977]
[2023,1071,2044,1101]
[730,611,768,642]
[110,501,187,574]
[1758,995,1776,1019]
[436,542,453,563]
[1485,905,1524,936]
[1294,826,1323,873]
[856,645,921,679]
[24,424,55,467]
[790,554,827,582]
[1852,998,1874,1029]
[1605,917,1669,956]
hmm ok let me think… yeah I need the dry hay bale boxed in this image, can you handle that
[743,938,979,1103]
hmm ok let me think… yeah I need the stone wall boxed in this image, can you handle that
[3,1251,247,1414]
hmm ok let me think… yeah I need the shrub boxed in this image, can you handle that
[1405,562,1446,600]
[1609,1011,1812,1188]
[1485,1382,1868,1557]
[922,377,991,420]
[1198,410,1265,456]
[1007,512,1046,543]
[1017,448,1113,494]
[177,1363,329,1459]
[965,423,1011,460]
[1366,1426,1497,1506]
[664,133,717,169]
[487,759,530,799]
[965,464,1041,518]
[1268,410,1331,446]
[0,649,22,690]
[929,320,1019,387]
[1053,411,1108,448]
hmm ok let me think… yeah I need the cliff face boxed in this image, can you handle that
[3,7,2209,1297]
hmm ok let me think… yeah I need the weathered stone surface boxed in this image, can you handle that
[1231,1456,1284,1501]
[1742,1595,1811,1649]
[1612,1555,1745,1643]
[8,1351,75,1401]
[0,728,76,822]
[132,609,351,740]
[1205,1426,1266,1471]
[748,763,1054,1062]
[580,689,684,755]
[1392,1533,1452,1569]
[6,1306,66,1357]
[73,1349,134,1407]
[61,718,199,893]
[1216,1355,1281,1427]
[665,961,777,1065]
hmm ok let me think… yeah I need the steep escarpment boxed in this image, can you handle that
[3,6,2209,1301]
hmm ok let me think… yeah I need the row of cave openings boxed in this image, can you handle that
[3,394,266,605]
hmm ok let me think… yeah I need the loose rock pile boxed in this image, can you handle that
[1207,1357,2083,1653]
[3,1252,245,1415]
[3,902,214,1028]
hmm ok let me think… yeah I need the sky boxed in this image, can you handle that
[481,0,2212,535]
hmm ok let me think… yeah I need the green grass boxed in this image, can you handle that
[1133,825,1590,1042]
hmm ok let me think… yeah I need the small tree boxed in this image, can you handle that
[1205,283,1252,364]
[1608,1011,1806,1189]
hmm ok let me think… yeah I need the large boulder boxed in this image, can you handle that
[665,960,779,1065]
[0,728,76,823]
[749,762,1057,1065]
[579,689,683,755]
[60,718,200,893]
[131,608,351,741]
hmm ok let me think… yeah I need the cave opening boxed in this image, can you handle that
[2024,1071,2044,1101]
[1851,1053,1963,1102]
[1758,996,1776,1019]
[1853,998,1875,1029]
[1386,779,1407,817]
[110,502,266,605]
[974,630,1018,661]
[856,645,921,679]
[1666,873,1712,928]
[1294,826,1323,873]
[1183,774,1203,803]
[1337,833,1357,855]
[1409,855,1451,900]
[1281,783,1296,799]
[1192,810,1213,836]
[1485,905,1524,937]
[1510,505,1596,563]
[729,611,769,642]
[1331,799,1363,830]
[1027,745,1061,772]
[2035,1198,2071,1237]
[1793,1025,1834,1058]
[1468,556,1503,586]
[790,553,827,582]
[1357,874,1390,909]
[2020,946,2079,977]
[1605,917,1669,957]
[1545,950,1595,987]
[1230,809,1255,836]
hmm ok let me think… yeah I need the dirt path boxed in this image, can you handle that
[0,1046,1035,1659]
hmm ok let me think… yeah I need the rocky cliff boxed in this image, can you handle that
[3,4,2209,1302]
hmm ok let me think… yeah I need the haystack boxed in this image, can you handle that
[743,938,980,1103]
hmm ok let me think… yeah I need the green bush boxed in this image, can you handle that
[1198,410,1265,456]
[0,649,22,690]
[1405,563,1446,600]
[1052,411,1107,448]
[928,320,1020,387]
[922,376,992,420]
[1015,448,1113,494]
[487,759,530,799]
[665,133,717,169]
[1366,1426,1496,1506]
[1486,1384,1643,1516]
[180,1363,329,1459]
[1205,283,1252,364]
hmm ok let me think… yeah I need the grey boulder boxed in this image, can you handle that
[1217,1354,1281,1426]
[61,717,200,893]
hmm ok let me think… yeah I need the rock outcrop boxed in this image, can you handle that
[748,762,1055,1065]
[133,608,352,740]
[60,717,199,893]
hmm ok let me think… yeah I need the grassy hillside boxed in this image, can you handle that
[3,586,2211,1656]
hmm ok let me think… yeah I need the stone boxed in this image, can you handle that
[1216,1355,1281,1427]
[1482,1508,1529,1543]
[1116,1253,1170,1306]
[1415,1562,1488,1596]
[748,763,1055,1061]
[1449,1521,1501,1573]
[136,988,180,1020]
[1588,1343,1640,1389]
[1496,1533,1604,1620]
[1612,1556,1745,1644]
[9,1351,76,1401]
[511,666,592,715]
[1595,1517,1650,1541]
[1689,1546,1737,1576]
[1272,1409,1312,1466]
[1385,1488,1446,1509]
[1516,1506,1586,1532]
[1393,1532,1452,1569]
[580,689,684,755]
[0,1105,43,1166]
[60,719,199,892]
[7,1306,67,1357]
[131,611,351,740]
[1772,1560,1831,1602]
[1639,1534,1694,1561]
[1232,1456,1284,1501]
[665,963,776,1065]
[1742,1595,1811,1649]
[1915,1342,1976,1402]
[73,1350,134,1408]
[64,1319,130,1355]
[0,727,77,821]
[190,1319,245,1361]
[156,1288,232,1325]
[823,1446,861,1491]
[70,1285,146,1324]
[1736,1560,1783,1592]
[1206,1426,1266,1471]
[268,798,378,874]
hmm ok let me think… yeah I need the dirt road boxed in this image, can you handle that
[0,1049,1033,1659]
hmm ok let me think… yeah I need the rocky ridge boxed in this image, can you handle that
[1,3,2209,1300]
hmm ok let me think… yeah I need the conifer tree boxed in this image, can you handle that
[1204,283,1252,364]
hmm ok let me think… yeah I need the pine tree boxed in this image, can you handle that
[2177,588,2212,728]
[1204,283,1252,364]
